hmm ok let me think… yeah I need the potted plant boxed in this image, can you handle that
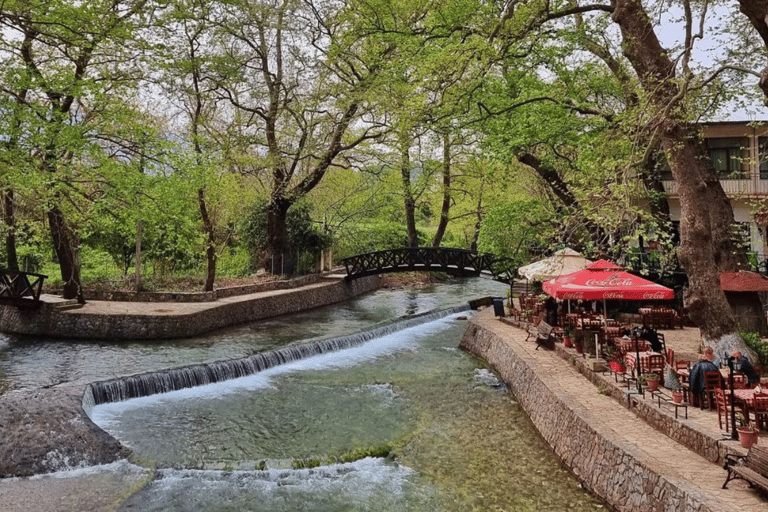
[563,326,574,348]
[737,413,759,449]
[641,373,660,392]
[573,330,587,354]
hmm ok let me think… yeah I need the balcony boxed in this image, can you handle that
[661,172,768,197]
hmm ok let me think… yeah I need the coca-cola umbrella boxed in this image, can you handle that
[542,259,675,302]
[542,259,674,384]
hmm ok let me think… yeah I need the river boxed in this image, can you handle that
[0,279,608,511]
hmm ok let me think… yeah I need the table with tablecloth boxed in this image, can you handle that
[615,337,650,354]
[625,351,663,377]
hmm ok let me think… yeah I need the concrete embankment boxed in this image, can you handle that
[0,274,381,340]
[460,309,766,512]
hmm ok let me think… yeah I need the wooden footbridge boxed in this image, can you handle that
[0,269,47,308]
[341,248,516,284]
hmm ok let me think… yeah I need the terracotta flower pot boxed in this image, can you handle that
[563,336,572,348]
[671,391,683,403]
[645,378,659,392]
[738,427,759,449]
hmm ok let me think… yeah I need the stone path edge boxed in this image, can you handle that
[0,275,382,340]
[460,314,741,512]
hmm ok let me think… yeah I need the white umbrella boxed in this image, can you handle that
[518,248,592,281]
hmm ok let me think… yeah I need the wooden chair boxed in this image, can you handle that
[665,348,674,365]
[715,388,733,432]
[732,374,747,390]
[753,392,768,430]
[674,360,690,372]
[703,371,723,410]
[647,354,665,383]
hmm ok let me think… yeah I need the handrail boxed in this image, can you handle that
[341,248,516,284]
[0,268,47,306]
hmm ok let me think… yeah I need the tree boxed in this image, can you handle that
[0,0,153,301]
[198,0,387,275]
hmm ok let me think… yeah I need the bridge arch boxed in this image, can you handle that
[340,247,516,284]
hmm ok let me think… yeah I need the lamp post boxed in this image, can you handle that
[728,355,740,440]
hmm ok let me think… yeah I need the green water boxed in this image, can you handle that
[94,315,608,511]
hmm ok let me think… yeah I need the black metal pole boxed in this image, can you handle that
[636,331,643,394]
[729,356,738,440]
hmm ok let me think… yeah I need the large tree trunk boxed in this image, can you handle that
[737,1,768,101]
[432,133,451,248]
[264,198,294,275]
[612,0,748,358]
[3,189,18,271]
[47,207,83,303]
[198,188,217,292]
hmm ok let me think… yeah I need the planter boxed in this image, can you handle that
[645,379,659,392]
[563,336,572,348]
[671,390,683,403]
[738,427,759,449]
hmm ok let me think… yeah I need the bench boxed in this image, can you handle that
[722,445,768,493]
[526,319,555,350]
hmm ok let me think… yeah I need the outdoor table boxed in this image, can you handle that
[625,351,661,377]
[616,337,650,354]
[725,388,758,416]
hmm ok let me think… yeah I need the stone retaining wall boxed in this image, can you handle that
[0,275,381,340]
[460,318,730,512]
[75,274,326,303]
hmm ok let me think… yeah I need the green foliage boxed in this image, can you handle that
[240,200,332,266]
[334,221,428,259]
[476,200,555,265]
[741,331,768,367]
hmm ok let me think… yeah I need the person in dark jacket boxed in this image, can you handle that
[689,347,719,397]
[732,350,760,386]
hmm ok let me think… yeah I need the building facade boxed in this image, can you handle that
[661,121,768,271]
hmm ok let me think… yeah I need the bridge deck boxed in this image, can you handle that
[341,248,515,284]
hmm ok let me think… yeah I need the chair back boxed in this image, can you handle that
[647,354,665,373]
[715,388,730,408]
[732,374,747,389]
[754,392,768,413]
[665,348,674,365]
[674,360,689,371]
[704,371,723,391]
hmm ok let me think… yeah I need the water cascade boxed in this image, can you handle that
[84,304,470,409]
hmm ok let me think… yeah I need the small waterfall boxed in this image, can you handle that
[86,304,471,406]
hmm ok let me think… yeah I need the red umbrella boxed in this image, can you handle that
[542,259,675,301]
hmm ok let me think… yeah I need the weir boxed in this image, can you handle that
[83,304,471,409]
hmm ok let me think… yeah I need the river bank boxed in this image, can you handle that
[460,308,768,512]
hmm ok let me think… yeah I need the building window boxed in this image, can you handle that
[707,137,747,178]
[759,137,768,179]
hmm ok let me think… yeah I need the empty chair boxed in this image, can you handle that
[647,354,665,384]
[753,392,768,430]
[732,374,747,390]
[674,360,690,372]
[665,348,674,365]
[703,371,723,410]
[715,388,733,432]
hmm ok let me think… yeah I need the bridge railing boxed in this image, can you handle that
[341,248,516,284]
[0,269,47,306]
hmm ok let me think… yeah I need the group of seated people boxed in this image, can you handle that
[688,346,761,398]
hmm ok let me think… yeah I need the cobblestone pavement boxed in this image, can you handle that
[474,309,768,511]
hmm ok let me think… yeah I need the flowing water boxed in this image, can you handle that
[1,279,609,511]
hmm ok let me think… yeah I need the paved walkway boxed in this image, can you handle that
[473,308,768,511]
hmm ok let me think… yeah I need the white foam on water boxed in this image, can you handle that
[90,313,471,424]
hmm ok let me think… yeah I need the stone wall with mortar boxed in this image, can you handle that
[0,276,381,340]
[460,319,730,512]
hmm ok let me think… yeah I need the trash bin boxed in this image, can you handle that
[492,297,505,318]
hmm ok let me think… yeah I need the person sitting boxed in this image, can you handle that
[640,326,662,353]
[689,347,720,403]
[732,350,760,387]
